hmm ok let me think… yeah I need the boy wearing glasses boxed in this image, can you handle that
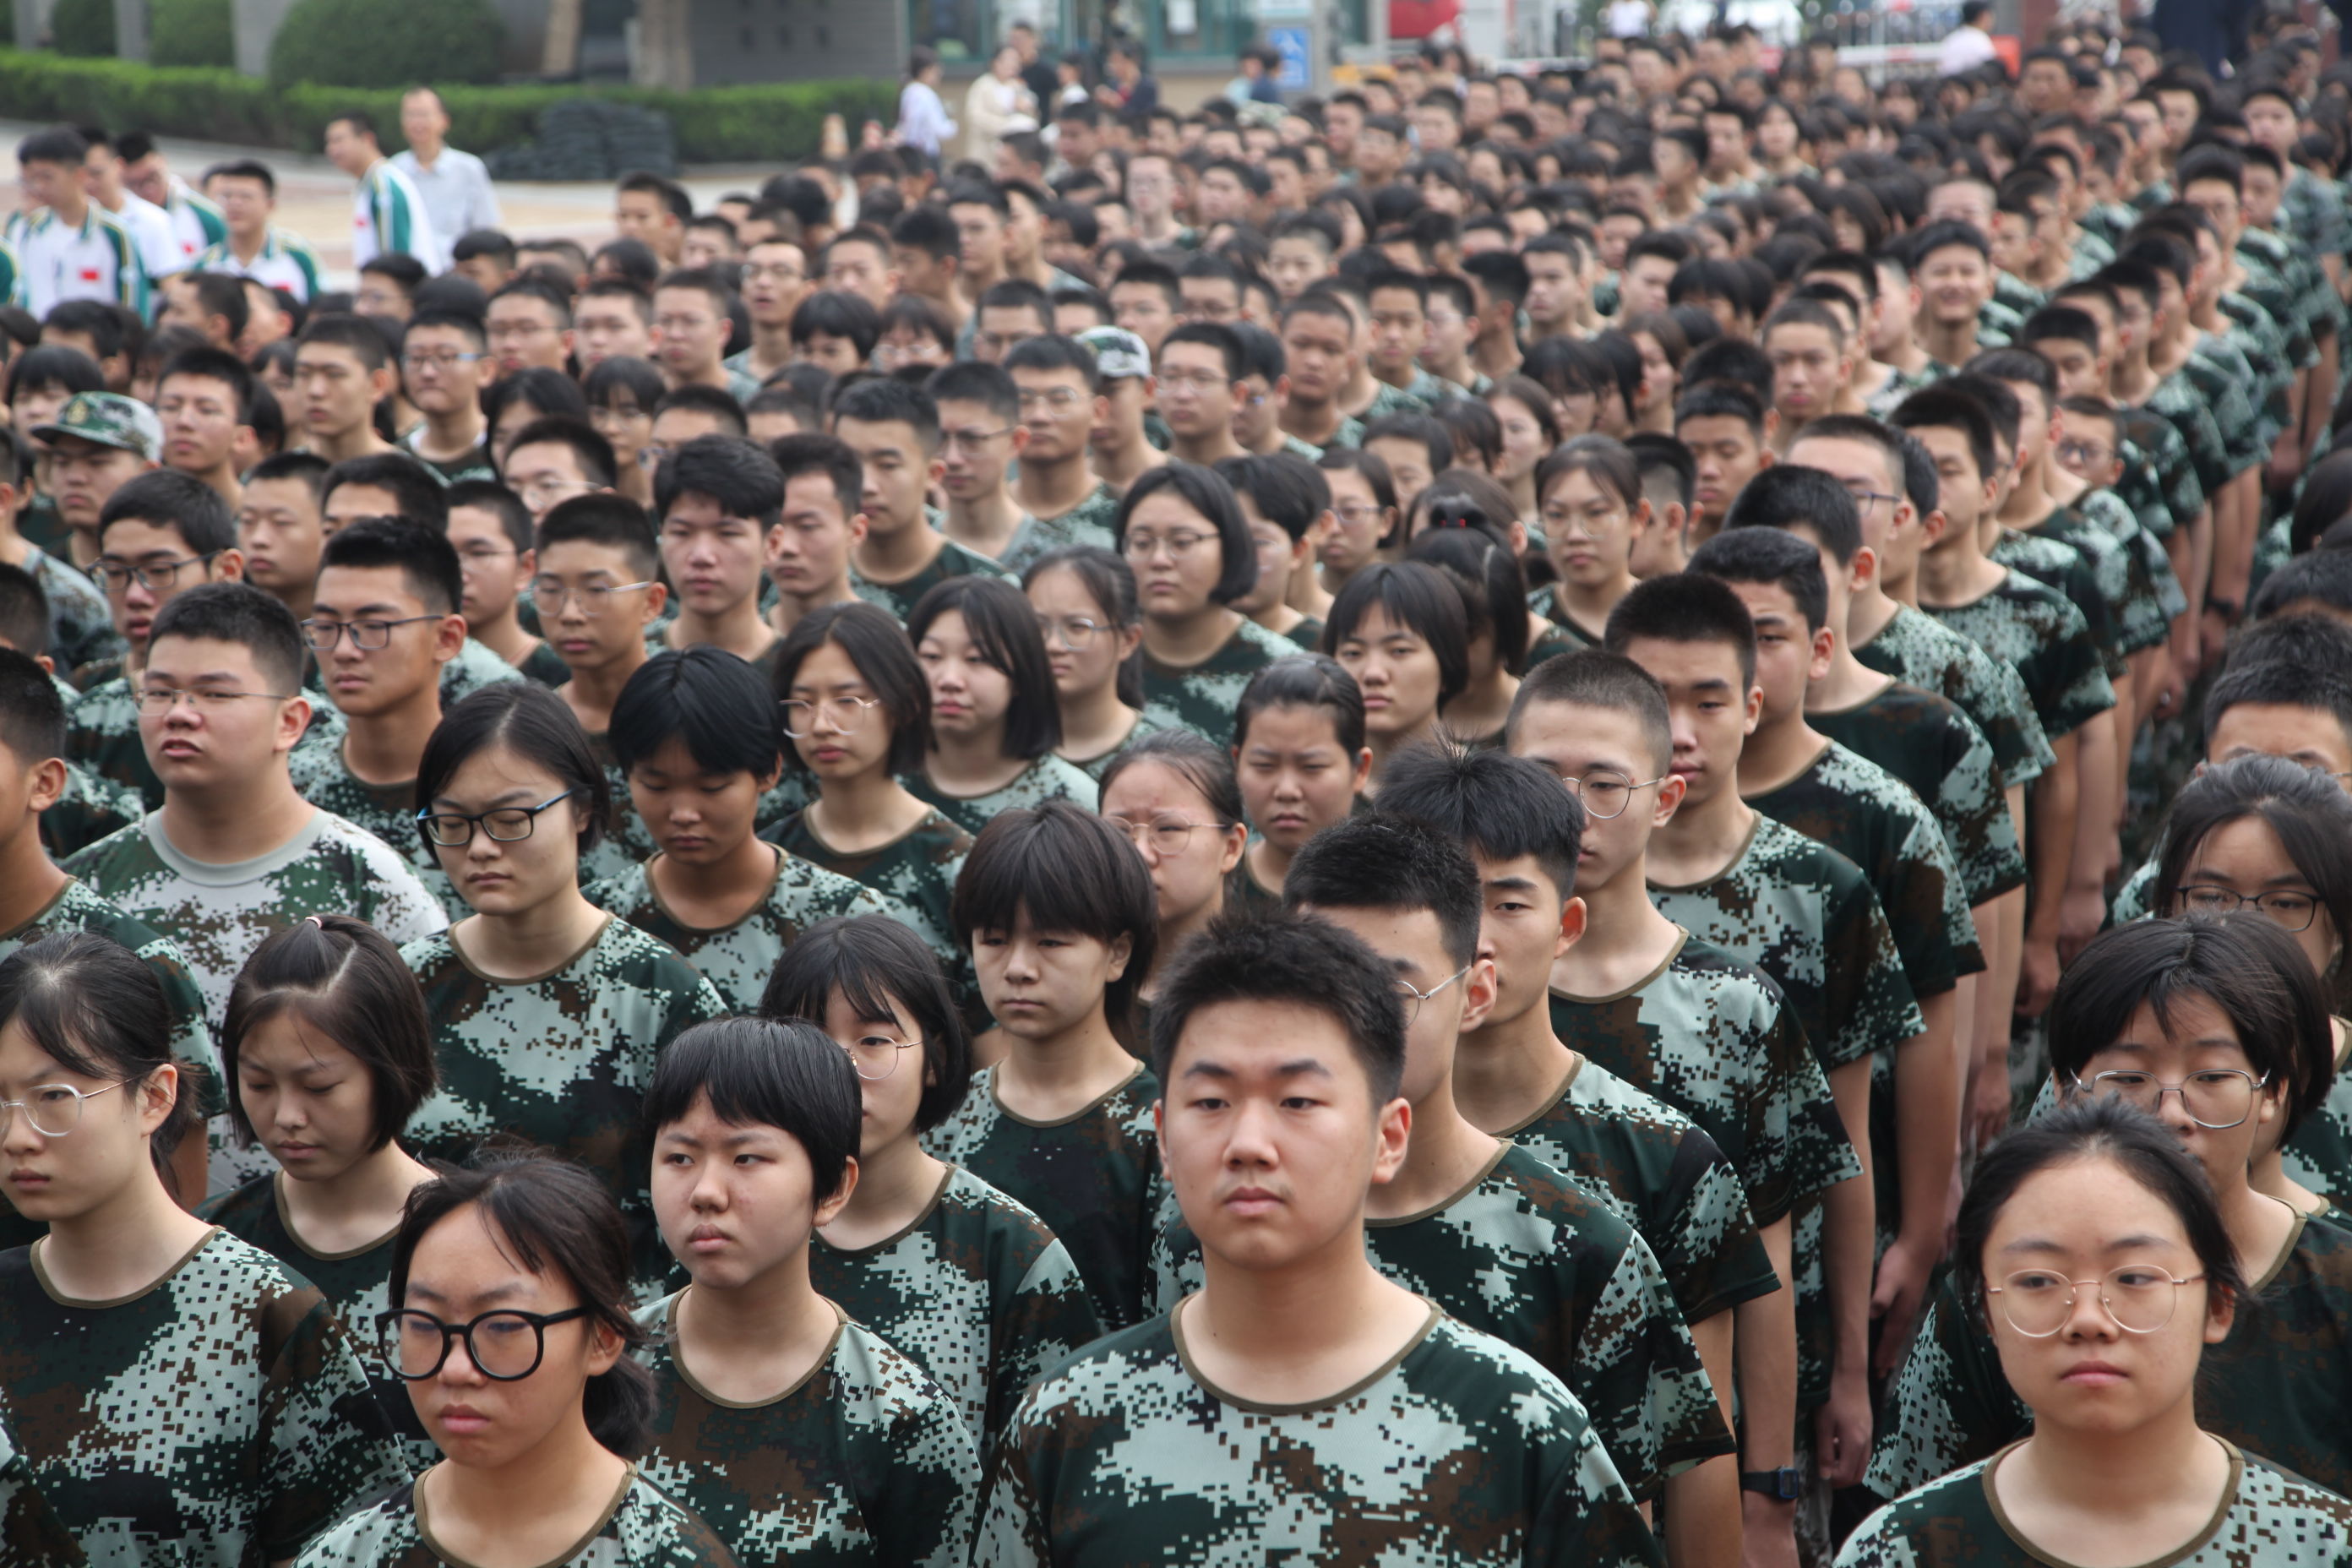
[928,362,1032,568]
[286,518,470,915]
[1156,324,1249,467]
[397,310,496,484]
[1004,336,1121,570]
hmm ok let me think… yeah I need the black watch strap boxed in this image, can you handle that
[1740,1466,1805,1501]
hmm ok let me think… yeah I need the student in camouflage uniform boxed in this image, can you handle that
[314,1154,738,1568]
[1231,655,1373,906]
[1869,918,2352,1504]
[444,482,572,688]
[930,799,1169,1331]
[1119,463,1301,743]
[763,602,976,993]
[0,932,405,1565]
[1314,446,1402,606]
[905,576,1097,835]
[979,911,1664,1568]
[584,648,896,1013]
[764,915,1105,1455]
[1842,1095,2352,1568]
[1326,561,1467,789]
[648,436,783,678]
[0,1385,86,1568]
[1004,337,1124,571]
[637,1019,979,1568]
[0,439,116,677]
[401,683,723,1289]
[1023,546,1163,779]
[829,380,1012,624]
[199,916,444,1473]
[1100,730,1250,1008]
[288,519,474,917]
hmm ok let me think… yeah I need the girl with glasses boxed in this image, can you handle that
[402,684,724,1291]
[1844,1095,2352,1568]
[1021,546,1162,781]
[763,914,1103,1454]
[0,932,401,1564]
[1099,731,1246,1015]
[1230,656,1372,907]
[634,1018,978,1568]
[1314,447,1402,605]
[1532,436,1651,653]
[1322,562,1468,792]
[1868,917,2352,1504]
[1117,464,1303,744]
[930,801,1167,1331]
[905,577,1097,836]
[315,1153,735,1567]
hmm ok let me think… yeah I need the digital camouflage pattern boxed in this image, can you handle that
[0,1228,406,1566]
[761,806,973,988]
[512,638,575,689]
[807,1164,1103,1454]
[1137,617,1302,744]
[1061,709,1166,783]
[1838,1441,2352,1568]
[2180,335,2269,480]
[1852,603,2052,792]
[0,1380,87,1568]
[1809,680,2027,906]
[2113,402,2203,543]
[852,540,1015,623]
[43,756,143,861]
[2062,487,2185,643]
[196,1173,436,1475]
[1501,1053,1779,1326]
[1866,1211,2352,1500]
[977,1302,1666,1568]
[63,673,161,809]
[1742,741,1985,995]
[634,1295,978,1568]
[28,546,117,675]
[286,735,460,917]
[1000,484,1120,574]
[66,809,447,1031]
[300,637,521,716]
[2281,170,2351,282]
[906,753,1101,840]
[2282,1026,2352,1206]
[1923,569,2115,743]
[1987,530,2124,685]
[923,1062,1171,1332]
[1148,1142,1733,1500]
[2147,367,2235,501]
[1523,588,1601,672]
[400,917,724,1285]
[295,1468,738,1568]
[583,847,901,1013]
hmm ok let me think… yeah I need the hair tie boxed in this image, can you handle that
[306,915,325,928]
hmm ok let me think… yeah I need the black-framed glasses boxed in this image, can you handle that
[2068,1068,2272,1130]
[416,789,576,847]
[1396,965,1472,1026]
[1842,486,1901,514]
[1984,1266,2204,1337]
[2171,885,2321,932]
[95,551,220,594]
[376,1306,591,1380]
[302,615,440,651]
[1559,769,1667,819]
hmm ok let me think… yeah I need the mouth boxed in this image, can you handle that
[665,834,709,853]
[811,745,847,763]
[688,1223,731,1253]
[2061,1360,2127,1385]
[555,639,594,656]
[436,1405,493,1434]
[271,1141,320,1162]
[1223,1186,1282,1216]
[464,872,510,890]
[157,738,203,760]
[5,1170,49,1191]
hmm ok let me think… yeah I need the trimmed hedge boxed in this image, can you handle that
[0,47,896,163]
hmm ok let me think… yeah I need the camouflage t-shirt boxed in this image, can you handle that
[63,673,161,810]
[1549,929,1859,1230]
[1839,1440,2352,1568]
[1866,1211,2352,1500]
[42,757,142,862]
[296,1468,737,1568]
[1502,1053,1779,1326]
[761,807,972,988]
[808,1164,1103,1454]
[286,735,460,917]
[1853,602,2053,792]
[1743,740,1985,996]
[923,1062,1171,1332]
[1138,617,1302,744]
[2050,490,2180,651]
[633,1295,978,1568]
[2284,1026,2352,1206]
[977,1300,1666,1568]
[1809,682,2028,907]
[1149,1142,1732,1501]
[2114,402,2204,543]
[26,546,116,675]
[0,1381,86,1567]
[0,1228,407,1566]
[1523,587,1601,672]
[1059,709,1166,783]
[583,847,900,1013]
[1923,567,2115,743]
[1001,483,1120,574]
[1988,528,2124,685]
[400,917,725,1285]
[906,754,1100,841]
[852,539,1014,623]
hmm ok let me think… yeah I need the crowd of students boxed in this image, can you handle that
[7,10,2352,1567]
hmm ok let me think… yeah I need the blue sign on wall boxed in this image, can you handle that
[1267,24,1309,88]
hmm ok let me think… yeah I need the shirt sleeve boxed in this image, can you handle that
[256,1292,411,1560]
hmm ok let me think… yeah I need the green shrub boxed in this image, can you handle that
[267,0,501,86]
[150,0,233,67]
[47,0,114,55]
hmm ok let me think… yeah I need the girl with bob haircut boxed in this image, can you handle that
[1408,524,1533,748]
[1320,561,1470,789]
[0,933,401,1564]
[2153,754,2352,1210]
[1843,1097,2352,1568]
[763,602,976,991]
[1022,545,1162,780]
[763,914,1104,1453]
[204,914,443,1466]
[402,683,725,1290]
[582,357,666,508]
[930,801,1168,1332]
[1869,917,2352,1503]
[1230,655,1373,906]
[1098,730,1245,1008]
[1116,463,1303,743]
[308,1152,732,1567]
[1313,446,1399,604]
[634,1017,979,1568]
[904,575,1097,836]
[1532,434,1650,651]
[585,647,896,1014]
[484,366,591,467]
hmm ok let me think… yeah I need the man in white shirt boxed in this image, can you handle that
[79,127,186,282]
[189,160,323,303]
[118,133,227,273]
[324,110,446,274]
[1937,1,2000,76]
[8,127,146,318]
[390,87,504,249]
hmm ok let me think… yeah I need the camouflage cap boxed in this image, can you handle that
[31,392,162,462]
[1076,325,1152,382]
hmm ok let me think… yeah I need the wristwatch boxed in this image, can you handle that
[1740,1467,1805,1501]
[2206,596,2241,618]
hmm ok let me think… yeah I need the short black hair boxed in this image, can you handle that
[295,311,390,372]
[1113,464,1259,607]
[771,601,929,776]
[790,290,881,359]
[1236,653,1366,757]
[830,376,943,453]
[415,681,612,856]
[1508,645,1674,771]
[611,645,782,781]
[1723,459,1863,564]
[581,354,664,416]
[644,1015,862,1206]
[1672,378,1768,438]
[318,514,461,618]
[1688,525,1829,633]
[925,358,1021,426]
[652,384,748,437]
[1147,908,1409,1103]
[506,416,618,492]
[535,492,658,580]
[0,643,65,762]
[1160,320,1244,381]
[1213,451,1331,544]
[1376,743,1584,903]
[158,341,257,419]
[1322,560,1471,710]
[1407,524,1532,676]
[655,433,783,527]
[323,451,448,532]
[1285,808,1483,970]
[1889,384,1997,482]
[97,471,236,557]
[444,480,533,553]
[905,576,1061,760]
[1360,413,1454,481]
[1604,569,1761,689]
[759,913,972,1132]
[147,580,306,694]
[16,126,89,167]
[1002,333,1102,394]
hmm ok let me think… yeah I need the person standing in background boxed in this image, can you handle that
[391,87,503,249]
[116,133,226,274]
[965,45,1041,169]
[323,110,445,275]
[1937,2,2000,76]
[898,48,960,159]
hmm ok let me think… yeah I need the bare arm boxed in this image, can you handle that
[2020,731,2079,1016]
[2061,706,2120,966]
[1736,1216,1798,1568]
[1879,991,1960,1377]
[1816,1057,1876,1486]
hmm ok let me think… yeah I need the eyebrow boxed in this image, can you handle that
[405,1279,534,1306]
[431,787,544,808]
[1485,874,1543,894]
[311,601,410,618]
[1179,1057,1337,1081]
